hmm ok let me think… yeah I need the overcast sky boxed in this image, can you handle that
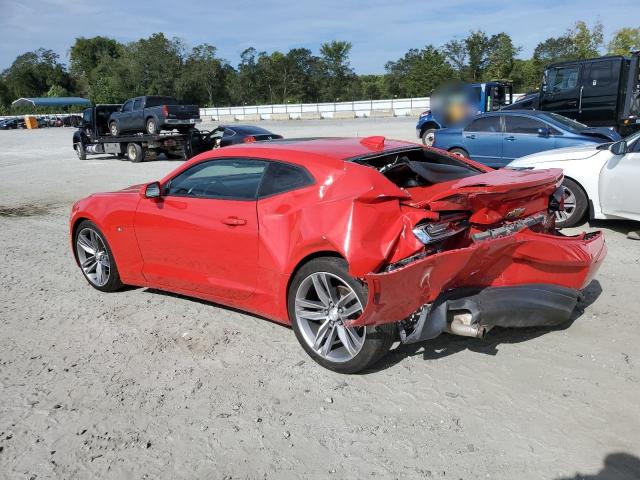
[1,0,639,73]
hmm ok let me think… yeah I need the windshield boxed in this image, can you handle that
[544,112,588,131]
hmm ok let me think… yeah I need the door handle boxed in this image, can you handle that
[505,136,516,141]
[465,134,476,139]
[568,100,578,107]
[221,216,247,226]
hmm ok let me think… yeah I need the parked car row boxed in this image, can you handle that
[0,114,82,130]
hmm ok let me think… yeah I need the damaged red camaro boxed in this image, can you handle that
[70,137,606,373]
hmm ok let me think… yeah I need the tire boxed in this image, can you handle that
[288,257,395,374]
[449,147,469,158]
[109,122,119,136]
[421,128,437,146]
[75,142,87,160]
[146,118,158,135]
[126,143,143,162]
[74,220,123,292]
[555,178,588,229]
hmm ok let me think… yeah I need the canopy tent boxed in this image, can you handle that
[11,97,91,108]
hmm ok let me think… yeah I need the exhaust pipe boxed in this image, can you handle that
[445,312,492,339]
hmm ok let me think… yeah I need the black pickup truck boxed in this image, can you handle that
[108,95,200,136]
[506,52,640,134]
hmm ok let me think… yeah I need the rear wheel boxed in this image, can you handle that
[146,118,158,135]
[74,220,123,292]
[421,128,436,146]
[288,257,395,374]
[449,147,469,158]
[555,178,588,228]
[126,142,143,162]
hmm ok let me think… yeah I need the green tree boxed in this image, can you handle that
[2,48,73,99]
[607,27,640,55]
[484,33,521,80]
[465,30,491,81]
[178,44,229,106]
[319,40,356,101]
[385,45,454,97]
[442,39,467,79]
[568,20,604,59]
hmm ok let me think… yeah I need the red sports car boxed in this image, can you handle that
[70,136,606,373]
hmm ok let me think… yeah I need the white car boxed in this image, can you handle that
[508,132,640,227]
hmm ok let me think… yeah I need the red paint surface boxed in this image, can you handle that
[70,138,606,326]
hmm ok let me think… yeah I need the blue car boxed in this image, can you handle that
[432,110,621,167]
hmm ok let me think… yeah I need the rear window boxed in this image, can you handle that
[259,162,314,198]
[146,96,179,107]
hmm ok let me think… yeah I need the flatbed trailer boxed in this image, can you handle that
[73,105,213,162]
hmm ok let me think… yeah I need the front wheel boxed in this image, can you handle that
[288,257,395,374]
[109,122,119,136]
[421,128,436,146]
[555,178,588,228]
[75,142,86,160]
[74,220,123,292]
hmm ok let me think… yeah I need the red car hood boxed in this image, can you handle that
[402,168,563,225]
[112,183,145,194]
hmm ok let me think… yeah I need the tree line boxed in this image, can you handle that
[1,21,639,115]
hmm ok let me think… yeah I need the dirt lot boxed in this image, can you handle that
[1,118,639,480]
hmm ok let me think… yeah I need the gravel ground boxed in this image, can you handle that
[1,118,639,480]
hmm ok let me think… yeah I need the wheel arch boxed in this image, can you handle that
[286,250,346,298]
[419,121,440,135]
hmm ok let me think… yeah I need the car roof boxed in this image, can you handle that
[196,137,419,166]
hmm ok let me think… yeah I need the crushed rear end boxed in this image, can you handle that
[349,145,606,343]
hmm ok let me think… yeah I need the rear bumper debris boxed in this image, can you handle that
[350,229,606,329]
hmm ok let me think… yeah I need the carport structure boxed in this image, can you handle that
[11,97,91,109]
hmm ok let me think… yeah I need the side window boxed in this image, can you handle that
[584,59,620,93]
[82,109,91,123]
[133,99,143,110]
[122,101,133,113]
[166,159,267,200]
[504,116,547,134]
[259,162,314,198]
[547,66,579,93]
[465,116,501,133]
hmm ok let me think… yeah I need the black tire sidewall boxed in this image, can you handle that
[288,257,394,374]
[557,178,588,228]
[422,128,436,146]
[127,143,143,162]
[110,122,119,136]
[75,143,86,160]
[74,220,123,292]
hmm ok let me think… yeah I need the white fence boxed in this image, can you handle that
[200,97,431,121]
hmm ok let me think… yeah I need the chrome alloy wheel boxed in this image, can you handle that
[76,228,111,287]
[294,272,365,363]
[554,185,577,223]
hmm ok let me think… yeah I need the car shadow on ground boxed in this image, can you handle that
[367,280,602,373]
[132,280,602,374]
[588,219,639,236]
[555,452,640,480]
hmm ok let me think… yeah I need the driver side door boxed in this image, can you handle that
[134,158,268,300]
[599,140,640,221]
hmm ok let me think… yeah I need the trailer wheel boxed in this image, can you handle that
[75,142,87,160]
[126,143,143,163]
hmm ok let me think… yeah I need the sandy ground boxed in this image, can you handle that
[1,118,639,480]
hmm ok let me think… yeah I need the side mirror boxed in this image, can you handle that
[609,140,628,155]
[143,182,161,199]
[537,127,550,137]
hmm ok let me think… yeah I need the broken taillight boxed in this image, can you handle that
[412,214,468,245]
[243,136,256,143]
[162,105,169,118]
